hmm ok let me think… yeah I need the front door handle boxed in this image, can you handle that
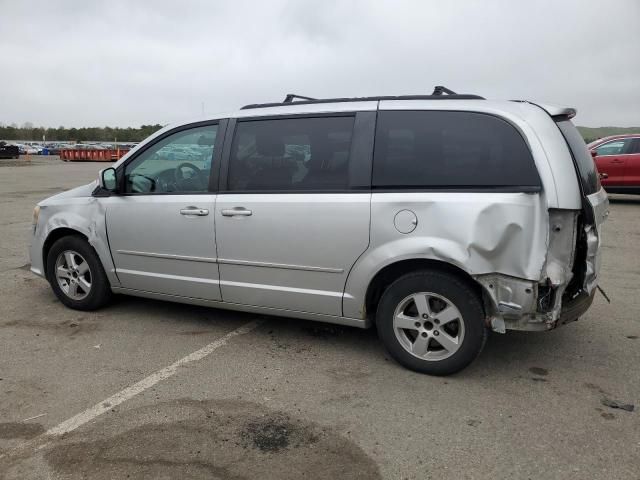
[610,159,624,164]
[180,207,209,216]
[221,207,253,217]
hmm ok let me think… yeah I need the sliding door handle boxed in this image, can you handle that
[221,207,252,217]
[180,207,209,216]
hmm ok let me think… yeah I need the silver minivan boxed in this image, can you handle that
[29,88,608,375]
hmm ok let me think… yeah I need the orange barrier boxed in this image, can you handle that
[60,149,130,162]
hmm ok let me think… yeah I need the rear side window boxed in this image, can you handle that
[372,111,541,190]
[556,120,600,195]
[629,139,640,154]
[227,116,354,191]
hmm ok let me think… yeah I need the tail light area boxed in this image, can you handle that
[536,209,580,316]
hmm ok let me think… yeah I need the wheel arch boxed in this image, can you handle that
[42,227,89,277]
[42,227,114,310]
[363,258,484,322]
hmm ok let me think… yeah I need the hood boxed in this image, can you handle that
[39,181,97,205]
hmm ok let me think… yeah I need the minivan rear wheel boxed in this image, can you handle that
[376,270,487,375]
[46,235,112,310]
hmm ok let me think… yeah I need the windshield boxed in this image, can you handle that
[556,120,600,195]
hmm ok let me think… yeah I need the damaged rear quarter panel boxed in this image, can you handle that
[478,208,581,332]
[342,191,548,319]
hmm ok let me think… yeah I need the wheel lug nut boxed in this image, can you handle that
[421,332,428,337]
[414,322,421,328]
[433,331,440,336]
[422,314,427,319]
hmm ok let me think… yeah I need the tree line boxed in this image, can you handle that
[0,123,164,143]
[576,126,640,145]
[3,122,635,145]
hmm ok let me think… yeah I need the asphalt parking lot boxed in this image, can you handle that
[0,156,638,479]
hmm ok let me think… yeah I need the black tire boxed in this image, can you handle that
[46,235,112,310]
[376,270,487,375]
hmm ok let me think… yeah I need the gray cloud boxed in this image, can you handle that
[1,0,638,127]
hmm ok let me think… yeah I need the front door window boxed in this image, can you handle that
[124,125,218,194]
[595,139,628,157]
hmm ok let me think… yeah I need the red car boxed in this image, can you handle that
[588,134,640,194]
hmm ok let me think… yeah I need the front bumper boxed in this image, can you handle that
[29,226,46,278]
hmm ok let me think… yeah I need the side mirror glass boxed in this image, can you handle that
[100,168,118,192]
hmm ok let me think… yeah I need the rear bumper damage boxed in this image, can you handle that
[476,188,608,333]
[557,290,596,327]
[476,273,597,333]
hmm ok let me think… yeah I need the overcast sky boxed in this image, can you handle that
[1,0,639,128]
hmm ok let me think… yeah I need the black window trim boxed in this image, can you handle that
[218,111,375,194]
[371,185,542,193]
[113,119,227,196]
[371,109,543,193]
[554,116,600,199]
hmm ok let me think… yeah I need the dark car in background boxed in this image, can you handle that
[0,141,20,159]
[589,134,640,194]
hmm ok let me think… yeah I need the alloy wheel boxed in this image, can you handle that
[393,292,465,361]
[55,250,92,300]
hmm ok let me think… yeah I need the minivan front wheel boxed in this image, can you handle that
[55,250,92,300]
[46,236,112,310]
[376,270,487,375]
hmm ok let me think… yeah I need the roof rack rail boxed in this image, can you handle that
[241,86,484,109]
[283,93,316,103]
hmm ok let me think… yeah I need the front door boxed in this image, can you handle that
[215,114,373,316]
[105,123,223,300]
[593,138,630,186]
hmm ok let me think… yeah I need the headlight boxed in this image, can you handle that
[32,205,40,228]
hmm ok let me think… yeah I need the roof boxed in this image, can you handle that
[135,90,580,148]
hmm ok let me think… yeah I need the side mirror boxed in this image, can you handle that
[590,150,598,158]
[99,167,118,192]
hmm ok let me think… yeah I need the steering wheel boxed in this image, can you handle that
[174,162,205,191]
[128,173,157,193]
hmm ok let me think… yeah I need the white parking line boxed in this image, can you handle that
[48,319,262,435]
[0,319,262,459]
